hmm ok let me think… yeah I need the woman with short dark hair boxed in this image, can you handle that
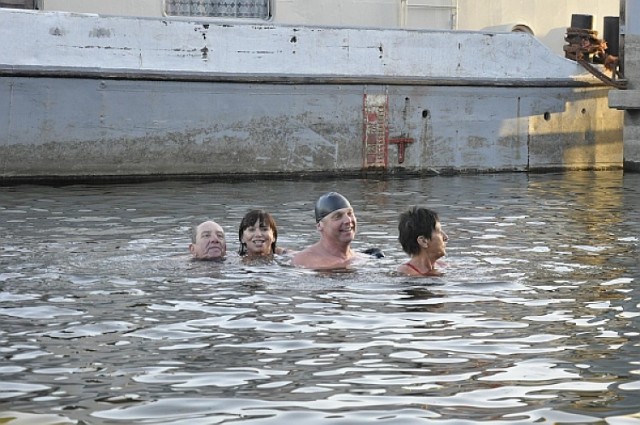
[397,206,448,276]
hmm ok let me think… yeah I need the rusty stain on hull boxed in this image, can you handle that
[0,8,625,182]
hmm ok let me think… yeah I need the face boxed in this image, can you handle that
[318,207,357,244]
[421,220,448,259]
[190,221,227,260]
[241,218,275,256]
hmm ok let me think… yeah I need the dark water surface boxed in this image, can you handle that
[1,172,639,424]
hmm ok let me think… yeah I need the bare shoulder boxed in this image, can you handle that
[291,244,320,267]
[396,263,417,276]
[292,244,358,269]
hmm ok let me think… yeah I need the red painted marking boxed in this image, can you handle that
[362,94,389,169]
[389,137,414,164]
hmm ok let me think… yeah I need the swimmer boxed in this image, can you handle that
[189,220,227,261]
[397,206,448,276]
[238,209,285,257]
[292,192,366,269]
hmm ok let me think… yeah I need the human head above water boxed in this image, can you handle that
[189,220,227,260]
[238,209,278,256]
[398,206,440,256]
[314,192,352,223]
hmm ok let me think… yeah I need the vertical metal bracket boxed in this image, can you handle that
[389,136,415,164]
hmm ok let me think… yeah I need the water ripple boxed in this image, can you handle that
[0,173,638,424]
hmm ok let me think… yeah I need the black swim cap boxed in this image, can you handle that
[315,192,352,222]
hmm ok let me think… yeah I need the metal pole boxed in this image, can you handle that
[620,0,626,78]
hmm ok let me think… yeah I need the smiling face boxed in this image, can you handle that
[241,218,276,256]
[318,206,357,245]
[189,221,227,260]
[238,210,278,256]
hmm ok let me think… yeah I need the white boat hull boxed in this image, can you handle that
[0,9,623,180]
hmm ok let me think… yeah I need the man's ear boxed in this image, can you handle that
[417,235,429,248]
[189,243,196,256]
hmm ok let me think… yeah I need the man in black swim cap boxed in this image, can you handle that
[292,192,360,269]
[314,192,353,223]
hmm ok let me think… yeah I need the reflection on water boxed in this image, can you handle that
[1,171,639,424]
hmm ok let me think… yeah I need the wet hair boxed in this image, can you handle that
[315,192,352,222]
[238,209,278,256]
[398,206,439,256]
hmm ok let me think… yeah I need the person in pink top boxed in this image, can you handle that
[397,206,449,276]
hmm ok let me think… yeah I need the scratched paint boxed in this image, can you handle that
[0,9,599,79]
[363,94,388,169]
[89,27,112,38]
[0,8,624,180]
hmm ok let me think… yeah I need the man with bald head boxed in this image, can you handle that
[189,220,227,260]
[292,192,363,269]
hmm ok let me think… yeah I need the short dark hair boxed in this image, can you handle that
[398,206,439,256]
[238,209,278,255]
